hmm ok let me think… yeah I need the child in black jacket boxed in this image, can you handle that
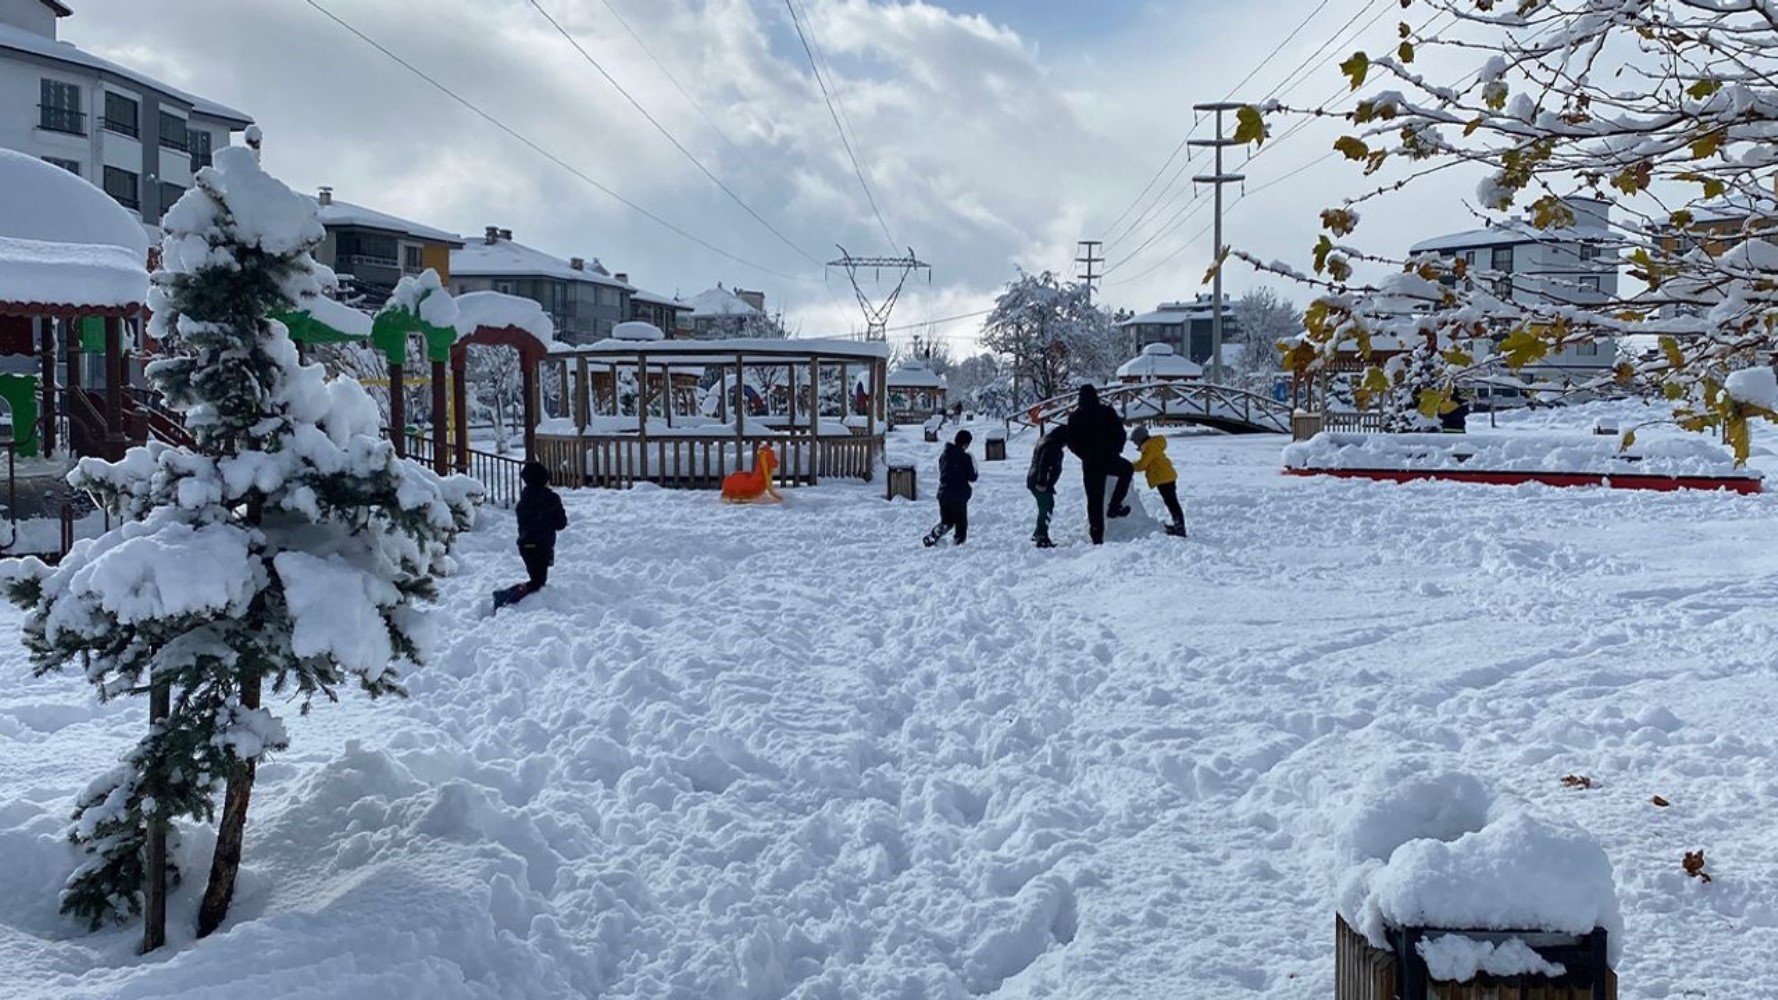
[500,461,567,608]
[1026,425,1068,548]
[923,430,978,547]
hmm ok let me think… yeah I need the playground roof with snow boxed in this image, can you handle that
[887,360,947,390]
[567,336,889,366]
[0,148,149,315]
[1117,342,1202,380]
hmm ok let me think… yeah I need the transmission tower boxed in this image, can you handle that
[1075,239,1104,304]
[828,245,931,340]
[1190,101,1246,383]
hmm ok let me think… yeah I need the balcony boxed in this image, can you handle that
[103,116,139,139]
[110,194,140,211]
[38,106,86,136]
[336,253,401,274]
[159,134,189,153]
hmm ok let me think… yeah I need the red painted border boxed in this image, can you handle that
[1285,466,1764,494]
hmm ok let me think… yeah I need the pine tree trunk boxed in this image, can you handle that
[142,680,170,953]
[196,670,260,937]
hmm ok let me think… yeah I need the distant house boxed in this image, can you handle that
[311,187,463,308]
[450,227,634,345]
[0,0,253,224]
[1117,295,1239,372]
[1409,197,1619,381]
[625,281,691,337]
[1116,342,1202,383]
[686,285,766,339]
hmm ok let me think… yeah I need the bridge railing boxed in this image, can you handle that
[1013,380,1291,434]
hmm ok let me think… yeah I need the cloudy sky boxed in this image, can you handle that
[65,0,1486,351]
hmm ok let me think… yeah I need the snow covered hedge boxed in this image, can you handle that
[1284,431,1755,480]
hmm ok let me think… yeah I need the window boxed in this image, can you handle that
[1578,275,1601,293]
[189,129,213,170]
[1576,342,1600,357]
[1578,243,1599,261]
[39,79,84,135]
[103,92,140,137]
[159,182,185,212]
[495,280,515,295]
[1490,246,1514,273]
[158,112,188,152]
[103,166,140,210]
[1463,250,1477,265]
[402,245,424,275]
[42,157,81,177]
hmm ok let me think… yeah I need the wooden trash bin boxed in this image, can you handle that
[984,437,1007,462]
[1336,915,1616,1000]
[886,463,917,501]
[922,428,940,443]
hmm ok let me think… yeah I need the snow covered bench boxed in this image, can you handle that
[1333,773,1620,1000]
[1284,431,1762,494]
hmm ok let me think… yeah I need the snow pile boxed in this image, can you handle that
[1285,431,1755,479]
[453,291,556,345]
[1336,769,1622,963]
[163,147,323,259]
[384,270,459,331]
[1417,933,1566,982]
[1726,366,1778,412]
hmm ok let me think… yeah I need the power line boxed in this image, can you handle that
[1222,0,1337,101]
[784,0,900,250]
[302,0,814,282]
[591,0,774,185]
[526,0,820,266]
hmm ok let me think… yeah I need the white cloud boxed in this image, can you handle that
[63,0,1490,353]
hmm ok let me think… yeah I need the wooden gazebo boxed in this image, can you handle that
[532,337,890,489]
[886,359,947,424]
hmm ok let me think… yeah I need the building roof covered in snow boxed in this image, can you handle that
[1411,200,1613,254]
[1117,342,1202,380]
[0,20,251,126]
[451,233,633,288]
[887,360,947,390]
[1118,295,1233,328]
[0,148,148,312]
[687,286,761,319]
[631,288,689,309]
[314,195,463,246]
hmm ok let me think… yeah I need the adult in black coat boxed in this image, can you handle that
[1064,384,1134,544]
[1025,425,1068,547]
[515,461,568,591]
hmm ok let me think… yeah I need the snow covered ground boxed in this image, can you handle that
[4,402,1778,997]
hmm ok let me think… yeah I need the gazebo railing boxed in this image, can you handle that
[536,431,875,490]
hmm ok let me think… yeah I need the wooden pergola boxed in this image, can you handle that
[531,337,891,489]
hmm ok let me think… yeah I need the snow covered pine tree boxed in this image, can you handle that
[0,144,479,940]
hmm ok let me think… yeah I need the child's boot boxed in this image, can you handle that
[1033,533,1055,549]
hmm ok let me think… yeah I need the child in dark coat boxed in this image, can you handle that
[1026,425,1068,548]
[509,461,567,599]
[923,430,979,547]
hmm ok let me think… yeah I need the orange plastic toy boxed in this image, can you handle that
[721,443,782,503]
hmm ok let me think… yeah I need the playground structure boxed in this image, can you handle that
[721,444,783,503]
[531,337,890,490]
[1015,380,1293,435]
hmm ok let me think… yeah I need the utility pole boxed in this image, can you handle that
[1190,102,1245,384]
[1075,239,1104,305]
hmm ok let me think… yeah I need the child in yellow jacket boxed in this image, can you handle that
[1130,427,1187,537]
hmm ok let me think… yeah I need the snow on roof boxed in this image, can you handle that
[450,238,632,288]
[687,286,760,318]
[1410,220,1610,254]
[632,288,688,309]
[453,290,556,345]
[1118,297,1232,327]
[887,361,947,390]
[0,22,251,125]
[1117,342,1203,379]
[613,321,665,342]
[571,336,889,364]
[287,291,373,339]
[0,149,148,310]
[315,197,462,246]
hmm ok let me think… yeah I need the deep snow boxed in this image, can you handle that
[3,404,1778,997]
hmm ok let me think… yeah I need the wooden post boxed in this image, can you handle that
[574,357,590,432]
[142,679,169,952]
[39,317,57,456]
[809,355,820,485]
[521,360,537,462]
[103,317,125,461]
[636,352,649,481]
[735,353,747,471]
[430,358,448,474]
[451,351,468,472]
[388,360,406,458]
